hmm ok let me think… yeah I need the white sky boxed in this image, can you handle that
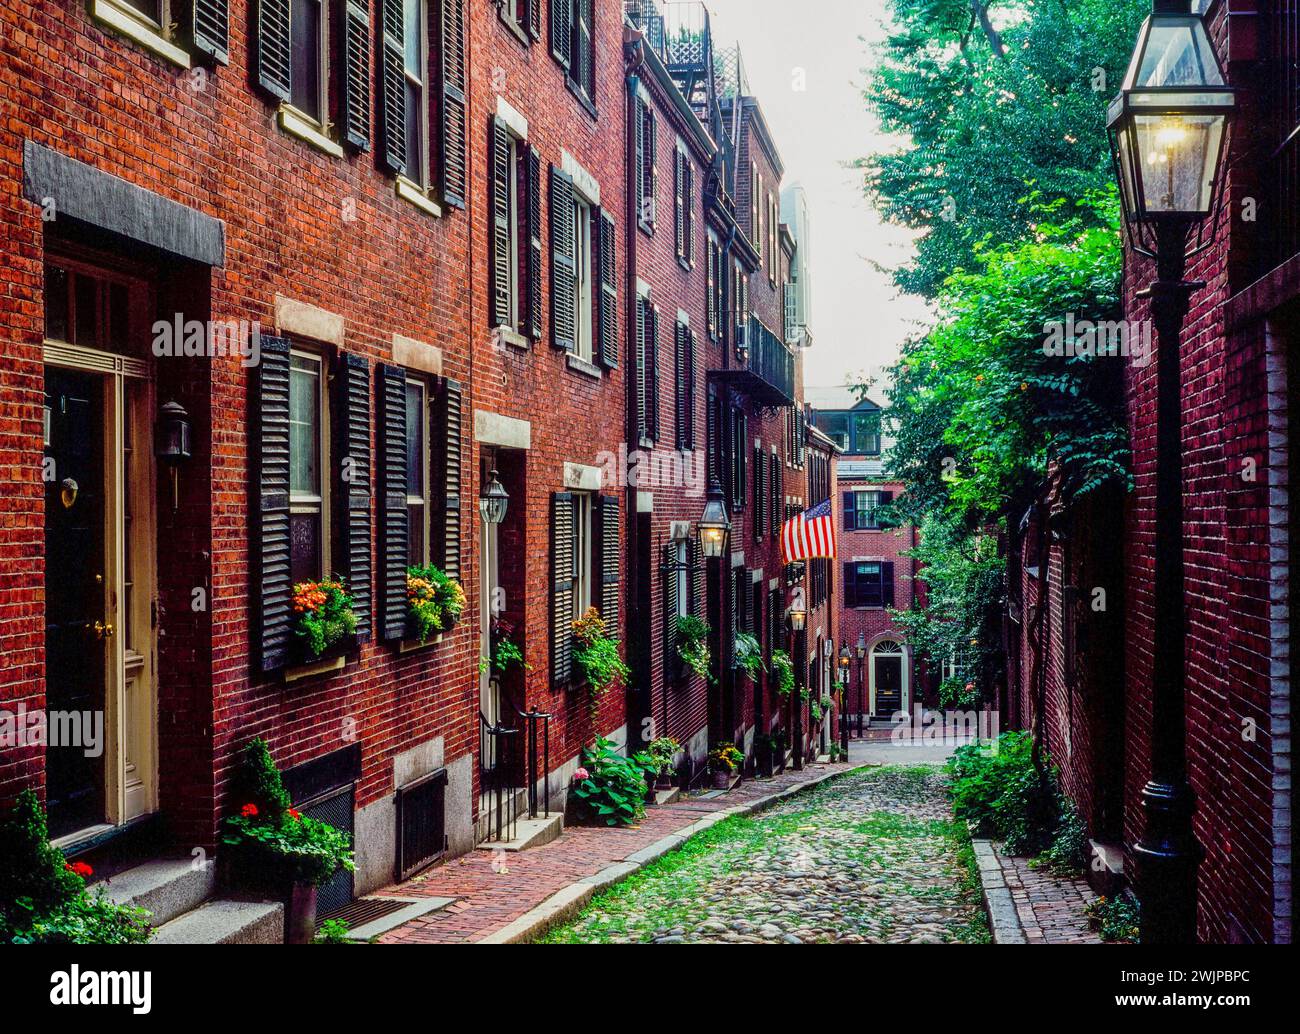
[701,0,933,397]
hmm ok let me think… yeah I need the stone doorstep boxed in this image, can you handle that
[473,812,565,853]
[94,857,216,928]
[1087,839,1126,897]
[654,786,683,807]
[476,763,866,944]
[151,899,284,945]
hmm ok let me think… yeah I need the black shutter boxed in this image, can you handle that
[192,0,230,64]
[440,0,468,206]
[634,98,649,231]
[635,297,648,441]
[253,337,292,673]
[550,166,577,351]
[689,539,702,617]
[736,411,747,505]
[685,328,697,449]
[646,306,660,441]
[335,354,373,642]
[596,209,619,368]
[550,0,573,68]
[674,149,684,259]
[490,118,513,329]
[573,0,593,94]
[706,385,718,486]
[527,0,541,40]
[378,364,409,641]
[646,107,658,227]
[379,0,407,175]
[843,491,856,531]
[706,238,717,336]
[340,0,371,150]
[736,567,750,635]
[772,458,782,541]
[843,563,856,608]
[436,379,463,581]
[753,447,765,540]
[685,162,695,266]
[551,493,574,686]
[525,146,543,340]
[663,543,678,681]
[255,0,292,102]
[674,321,687,449]
[882,562,895,609]
[597,495,620,627]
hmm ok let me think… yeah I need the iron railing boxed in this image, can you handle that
[735,314,795,405]
[478,711,519,844]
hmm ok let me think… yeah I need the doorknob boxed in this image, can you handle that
[94,621,115,640]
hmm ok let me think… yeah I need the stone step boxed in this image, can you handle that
[654,786,682,806]
[151,899,284,945]
[474,811,564,853]
[93,858,216,928]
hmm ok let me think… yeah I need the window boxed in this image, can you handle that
[570,492,592,619]
[572,195,594,361]
[750,162,760,252]
[405,378,430,562]
[706,233,723,340]
[729,406,747,510]
[500,0,537,39]
[674,319,695,450]
[844,562,894,609]
[492,122,541,340]
[675,147,694,268]
[92,0,202,67]
[854,411,882,455]
[402,0,428,185]
[674,539,689,620]
[289,349,329,584]
[290,0,327,126]
[636,99,657,232]
[636,295,659,442]
[846,490,890,531]
[767,194,778,285]
[819,411,849,451]
[553,0,595,107]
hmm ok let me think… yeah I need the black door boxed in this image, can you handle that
[44,367,108,839]
[874,655,903,717]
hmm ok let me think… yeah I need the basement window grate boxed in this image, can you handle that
[396,767,449,881]
[316,896,412,931]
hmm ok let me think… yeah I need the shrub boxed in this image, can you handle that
[1036,795,1090,874]
[291,579,357,660]
[572,608,631,705]
[406,564,467,642]
[0,790,151,944]
[676,615,712,682]
[770,650,795,698]
[939,676,981,710]
[314,918,352,944]
[948,730,1059,854]
[571,738,648,827]
[733,631,765,680]
[1085,894,1140,943]
[644,737,681,777]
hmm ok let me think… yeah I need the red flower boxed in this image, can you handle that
[240,803,259,818]
[288,808,301,821]
[64,861,93,878]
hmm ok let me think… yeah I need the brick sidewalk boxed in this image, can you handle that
[975,840,1100,944]
[379,760,843,943]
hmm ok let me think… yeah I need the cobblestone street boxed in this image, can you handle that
[542,766,989,944]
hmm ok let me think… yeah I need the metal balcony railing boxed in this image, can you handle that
[724,314,794,406]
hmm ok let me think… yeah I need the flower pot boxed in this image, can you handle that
[286,881,318,945]
[655,773,676,790]
[712,769,732,789]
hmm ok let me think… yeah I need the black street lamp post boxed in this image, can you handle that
[1107,0,1234,944]
[855,632,867,736]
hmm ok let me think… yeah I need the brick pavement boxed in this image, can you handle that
[996,845,1101,944]
[379,761,842,943]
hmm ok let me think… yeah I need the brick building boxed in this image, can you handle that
[810,389,925,722]
[1005,0,1292,943]
[0,0,827,936]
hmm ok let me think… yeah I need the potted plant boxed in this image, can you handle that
[676,615,712,683]
[572,608,631,711]
[645,736,681,789]
[291,578,358,662]
[769,726,788,773]
[770,649,795,698]
[406,564,467,643]
[570,738,648,826]
[708,743,744,788]
[219,740,355,944]
[733,631,765,681]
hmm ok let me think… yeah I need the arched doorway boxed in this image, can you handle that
[869,638,908,719]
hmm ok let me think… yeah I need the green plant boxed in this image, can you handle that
[0,790,151,944]
[291,578,358,660]
[829,744,849,762]
[1085,894,1140,943]
[676,615,712,682]
[1035,795,1090,874]
[948,731,1060,855]
[571,738,648,827]
[939,676,981,710]
[221,740,355,888]
[644,737,681,777]
[313,918,352,944]
[810,699,823,723]
[770,649,795,698]
[708,743,744,774]
[572,608,631,705]
[733,631,765,680]
[406,564,467,642]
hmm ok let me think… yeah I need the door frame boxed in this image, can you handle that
[868,637,908,718]
[43,338,158,838]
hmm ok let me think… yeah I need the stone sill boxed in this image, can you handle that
[93,1,191,69]
[278,106,345,159]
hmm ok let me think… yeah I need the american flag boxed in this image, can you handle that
[781,498,837,564]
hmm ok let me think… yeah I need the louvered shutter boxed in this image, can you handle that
[681,317,691,447]
[772,458,782,541]
[339,1,370,150]
[737,567,750,635]
[254,0,292,102]
[379,0,407,175]
[253,337,292,673]
[646,109,658,226]
[674,150,685,259]
[663,543,678,681]
[634,98,647,230]
[378,364,409,641]
[525,146,543,340]
[635,297,648,441]
[551,0,573,68]
[843,491,856,531]
[573,0,593,95]
[436,379,463,581]
[335,354,372,642]
[736,411,747,504]
[882,562,895,608]
[685,328,697,449]
[490,118,513,329]
[706,239,717,337]
[685,163,696,266]
[843,563,856,608]
[706,386,718,486]
[551,493,574,686]
[440,0,468,206]
[646,306,660,441]
[753,447,765,540]
[550,167,577,351]
[192,0,229,64]
[596,210,619,368]
[597,495,620,627]
[688,539,702,618]
[527,0,541,39]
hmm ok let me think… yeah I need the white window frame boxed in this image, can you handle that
[674,538,690,619]
[571,491,593,618]
[572,194,594,362]
[288,0,330,130]
[405,375,431,565]
[401,0,430,188]
[507,135,522,330]
[92,0,191,68]
[288,347,331,581]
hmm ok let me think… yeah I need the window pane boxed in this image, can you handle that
[74,274,99,348]
[291,512,321,584]
[405,382,424,498]
[121,0,161,23]
[404,0,423,74]
[408,502,425,563]
[291,0,323,122]
[44,265,68,342]
[290,355,320,496]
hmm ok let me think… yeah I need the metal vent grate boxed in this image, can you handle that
[300,784,356,915]
[316,895,411,931]
[397,768,448,881]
